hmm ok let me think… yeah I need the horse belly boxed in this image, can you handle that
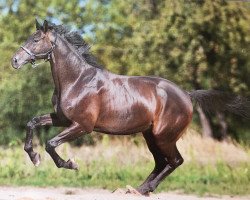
[95,104,153,135]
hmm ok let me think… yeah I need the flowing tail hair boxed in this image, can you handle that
[189,90,250,118]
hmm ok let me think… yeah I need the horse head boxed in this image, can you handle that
[11,19,56,69]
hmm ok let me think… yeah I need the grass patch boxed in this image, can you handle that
[0,143,249,196]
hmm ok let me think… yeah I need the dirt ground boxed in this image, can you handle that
[0,186,249,200]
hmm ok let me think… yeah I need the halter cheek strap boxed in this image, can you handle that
[20,46,36,61]
[20,34,57,68]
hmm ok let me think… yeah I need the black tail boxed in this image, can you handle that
[189,90,250,118]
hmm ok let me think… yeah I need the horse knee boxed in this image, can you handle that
[26,121,34,129]
[27,117,39,129]
[45,140,57,152]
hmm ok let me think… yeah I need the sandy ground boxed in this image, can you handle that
[0,187,249,200]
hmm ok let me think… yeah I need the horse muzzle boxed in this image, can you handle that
[11,55,28,69]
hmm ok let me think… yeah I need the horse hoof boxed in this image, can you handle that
[66,158,79,170]
[32,153,41,167]
[136,186,151,196]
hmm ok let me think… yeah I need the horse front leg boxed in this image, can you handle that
[25,113,70,166]
[45,122,84,170]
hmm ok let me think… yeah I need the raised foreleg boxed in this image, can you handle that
[45,122,84,170]
[25,113,70,166]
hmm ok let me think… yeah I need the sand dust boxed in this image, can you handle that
[0,186,248,200]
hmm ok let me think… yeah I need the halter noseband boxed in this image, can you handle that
[20,34,57,68]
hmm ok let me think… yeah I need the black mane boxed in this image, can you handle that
[49,23,103,69]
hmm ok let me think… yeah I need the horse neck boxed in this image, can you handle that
[49,35,95,94]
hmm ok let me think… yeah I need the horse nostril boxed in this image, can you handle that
[14,57,18,63]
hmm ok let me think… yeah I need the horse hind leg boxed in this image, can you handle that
[147,104,192,190]
[136,129,168,195]
[136,116,189,194]
[146,144,184,193]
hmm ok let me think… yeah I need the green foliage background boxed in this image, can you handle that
[0,0,249,145]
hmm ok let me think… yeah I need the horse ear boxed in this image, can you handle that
[35,18,42,30]
[43,20,49,33]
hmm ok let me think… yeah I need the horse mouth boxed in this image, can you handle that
[11,59,29,69]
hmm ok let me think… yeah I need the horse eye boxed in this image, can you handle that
[34,36,45,42]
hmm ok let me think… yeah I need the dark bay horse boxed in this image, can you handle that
[11,20,249,195]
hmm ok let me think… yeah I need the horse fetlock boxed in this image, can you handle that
[137,185,152,196]
[147,183,156,193]
[53,158,78,170]
[31,152,41,167]
[55,161,63,168]
[66,158,79,170]
[24,145,32,153]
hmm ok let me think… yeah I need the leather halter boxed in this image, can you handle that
[20,34,57,68]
